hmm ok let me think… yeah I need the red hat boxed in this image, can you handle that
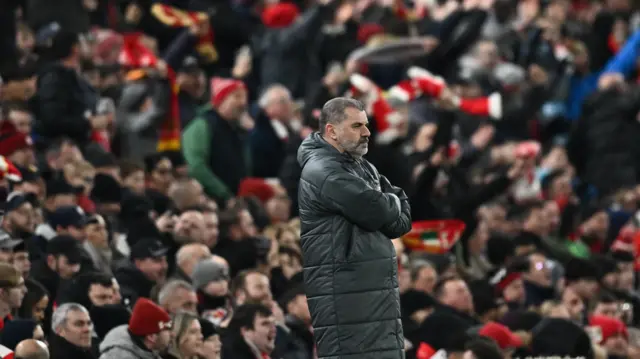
[261,3,299,29]
[129,298,171,336]
[357,23,385,44]
[210,77,246,107]
[479,322,523,350]
[589,315,628,344]
[0,132,33,157]
[238,177,276,203]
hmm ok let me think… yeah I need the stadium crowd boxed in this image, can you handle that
[0,0,639,358]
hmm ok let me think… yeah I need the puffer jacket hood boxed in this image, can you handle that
[297,130,412,359]
[297,132,338,168]
[99,325,159,359]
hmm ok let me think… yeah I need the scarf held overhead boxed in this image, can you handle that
[151,4,218,63]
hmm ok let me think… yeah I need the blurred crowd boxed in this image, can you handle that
[0,0,640,358]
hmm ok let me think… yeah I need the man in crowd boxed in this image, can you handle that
[49,303,95,359]
[0,262,27,327]
[222,303,277,359]
[173,243,211,283]
[15,339,50,359]
[99,298,172,359]
[297,98,411,359]
[157,280,198,315]
[115,238,168,306]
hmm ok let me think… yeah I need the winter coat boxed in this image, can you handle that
[100,325,160,359]
[296,133,412,359]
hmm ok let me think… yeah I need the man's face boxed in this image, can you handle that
[266,88,293,121]
[58,309,93,348]
[241,273,272,305]
[526,254,552,287]
[153,329,172,352]
[174,211,206,244]
[219,89,248,119]
[8,110,32,134]
[13,250,30,276]
[561,287,584,322]
[244,314,277,354]
[123,170,145,195]
[594,302,622,320]
[88,284,115,307]
[65,225,86,241]
[414,266,438,294]
[6,203,34,232]
[151,159,174,190]
[330,108,370,158]
[503,278,526,304]
[54,255,81,279]
[582,211,610,240]
[85,220,109,248]
[6,276,27,309]
[137,256,168,283]
[0,250,11,264]
[202,212,220,248]
[233,210,257,239]
[167,288,198,314]
[441,280,474,314]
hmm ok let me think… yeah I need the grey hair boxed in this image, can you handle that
[158,280,195,306]
[51,303,89,332]
[258,84,291,108]
[319,97,365,134]
[409,259,435,282]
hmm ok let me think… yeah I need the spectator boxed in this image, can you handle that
[4,101,33,134]
[222,303,276,359]
[18,279,49,325]
[115,238,168,306]
[167,178,206,213]
[167,312,206,359]
[157,280,198,315]
[49,303,95,359]
[192,259,230,313]
[433,276,478,326]
[99,298,172,359]
[0,319,45,350]
[82,215,113,275]
[173,243,211,283]
[14,339,49,359]
[410,260,438,295]
[231,270,271,306]
[0,263,27,327]
[119,161,145,196]
[182,78,249,204]
[198,319,221,359]
[33,31,98,149]
[1,192,36,242]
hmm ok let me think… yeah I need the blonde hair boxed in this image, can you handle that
[169,312,200,359]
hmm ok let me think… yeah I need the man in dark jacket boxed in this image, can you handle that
[297,97,412,359]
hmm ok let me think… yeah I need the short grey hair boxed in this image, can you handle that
[410,259,435,281]
[158,280,195,306]
[258,84,291,108]
[319,97,365,134]
[51,303,89,332]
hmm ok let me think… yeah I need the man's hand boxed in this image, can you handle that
[155,211,177,233]
[508,158,526,180]
[470,125,495,150]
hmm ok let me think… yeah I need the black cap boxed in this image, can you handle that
[90,174,122,204]
[49,206,87,229]
[4,192,30,212]
[47,235,84,264]
[178,56,200,74]
[0,230,23,250]
[87,151,118,169]
[130,238,168,260]
[46,177,79,197]
[14,165,40,183]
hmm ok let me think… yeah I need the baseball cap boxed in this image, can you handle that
[130,238,168,260]
[46,178,80,197]
[49,206,87,229]
[14,165,40,183]
[178,56,200,74]
[479,322,523,350]
[46,235,84,264]
[4,192,30,212]
[0,230,22,250]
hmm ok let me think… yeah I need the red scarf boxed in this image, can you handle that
[151,4,218,63]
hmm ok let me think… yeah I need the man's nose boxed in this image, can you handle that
[362,125,371,137]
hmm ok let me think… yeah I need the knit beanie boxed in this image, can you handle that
[128,298,171,336]
[192,260,229,290]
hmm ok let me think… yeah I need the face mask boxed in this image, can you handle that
[198,291,228,311]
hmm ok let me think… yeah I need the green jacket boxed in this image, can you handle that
[181,105,251,202]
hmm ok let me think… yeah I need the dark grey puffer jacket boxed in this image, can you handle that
[297,133,412,359]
